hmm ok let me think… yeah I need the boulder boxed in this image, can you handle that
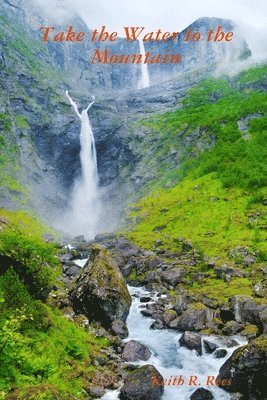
[173,295,188,315]
[160,268,185,286]
[122,340,151,362]
[179,331,202,355]
[217,335,267,399]
[203,339,218,354]
[190,388,214,400]
[229,246,256,265]
[69,244,132,328]
[214,348,227,358]
[120,365,164,400]
[111,319,129,339]
[177,307,216,331]
[222,321,242,335]
[214,265,245,281]
[221,295,267,333]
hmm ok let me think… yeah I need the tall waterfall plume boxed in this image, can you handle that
[64,90,100,238]
[138,39,150,89]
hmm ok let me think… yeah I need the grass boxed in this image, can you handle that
[125,65,267,302]
[127,173,267,260]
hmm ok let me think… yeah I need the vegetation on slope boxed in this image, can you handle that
[0,211,109,400]
[126,65,267,299]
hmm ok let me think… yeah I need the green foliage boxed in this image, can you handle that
[182,78,234,107]
[126,65,267,264]
[0,301,109,399]
[0,114,11,132]
[238,64,267,84]
[135,65,267,194]
[0,230,59,298]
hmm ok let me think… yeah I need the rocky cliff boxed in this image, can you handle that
[0,0,252,231]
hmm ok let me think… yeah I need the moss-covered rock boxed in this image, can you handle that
[217,335,267,399]
[69,244,132,328]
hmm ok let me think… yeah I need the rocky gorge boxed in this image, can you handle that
[0,0,266,399]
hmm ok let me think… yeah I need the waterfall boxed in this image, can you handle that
[138,39,150,89]
[64,91,100,239]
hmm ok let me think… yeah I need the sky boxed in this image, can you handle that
[32,0,267,57]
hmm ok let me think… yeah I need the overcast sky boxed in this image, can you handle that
[32,0,267,57]
[32,0,267,31]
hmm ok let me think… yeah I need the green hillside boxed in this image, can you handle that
[126,65,267,299]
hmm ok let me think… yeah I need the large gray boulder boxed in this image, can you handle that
[69,244,132,328]
[221,295,267,333]
[179,331,202,355]
[122,340,151,362]
[160,268,185,286]
[217,335,267,400]
[177,307,216,331]
[120,365,164,400]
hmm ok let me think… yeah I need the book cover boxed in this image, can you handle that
[0,1,266,399]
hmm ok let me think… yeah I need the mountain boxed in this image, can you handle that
[0,1,266,399]
[0,0,252,225]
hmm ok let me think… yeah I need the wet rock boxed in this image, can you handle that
[217,335,267,399]
[203,339,218,354]
[190,388,214,400]
[221,338,239,348]
[59,253,73,263]
[69,244,132,328]
[88,385,106,398]
[214,348,228,358]
[140,296,152,303]
[160,268,185,286]
[150,320,164,330]
[120,365,164,400]
[177,307,216,332]
[111,319,129,339]
[122,340,151,362]
[179,331,202,355]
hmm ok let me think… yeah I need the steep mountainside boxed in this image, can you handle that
[0,0,251,226]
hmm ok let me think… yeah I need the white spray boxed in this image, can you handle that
[64,90,100,239]
[138,39,150,89]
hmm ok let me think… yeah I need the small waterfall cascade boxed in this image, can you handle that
[101,286,246,400]
[138,39,150,89]
[65,90,100,238]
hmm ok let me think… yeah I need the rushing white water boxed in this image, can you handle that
[64,91,100,238]
[102,286,246,400]
[138,39,150,89]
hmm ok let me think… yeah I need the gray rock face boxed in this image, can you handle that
[122,340,151,362]
[69,244,132,328]
[203,339,218,354]
[179,331,202,355]
[177,307,216,331]
[220,295,267,333]
[111,319,129,339]
[160,268,185,286]
[217,335,267,400]
[120,365,164,400]
[0,1,252,224]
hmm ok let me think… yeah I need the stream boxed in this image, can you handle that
[101,286,246,400]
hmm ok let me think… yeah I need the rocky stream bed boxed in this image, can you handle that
[47,234,267,400]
